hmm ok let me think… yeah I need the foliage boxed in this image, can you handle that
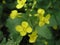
[0,0,60,45]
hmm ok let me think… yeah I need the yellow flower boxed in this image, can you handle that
[15,25,23,32]
[28,31,38,43]
[26,26,32,33]
[17,0,26,3]
[21,21,28,28]
[45,14,51,24]
[15,21,32,36]
[39,14,51,27]
[39,21,45,27]
[37,8,45,15]
[16,0,26,9]
[39,17,45,27]
[10,10,18,19]
[20,30,27,36]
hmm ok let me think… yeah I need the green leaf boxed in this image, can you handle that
[0,31,3,40]
[0,4,3,16]
[6,18,23,42]
[56,39,60,45]
[0,4,3,24]
[34,36,45,45]
[35,36,55,45]
[6,39,16,45]
[6,36,22,45]
[6,18,22,32]
[48,39,55,45]
[49,15,57,26]
[36,25,52,39]
[35,40,45,45]
[55,13,60,25]
[0,38,6,45]
[6,1,17,9]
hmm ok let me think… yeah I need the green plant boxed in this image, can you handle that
[0,0,60,45]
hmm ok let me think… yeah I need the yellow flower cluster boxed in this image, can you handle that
[10,10,18,19]
[15,21,32,36]
[28,30,38,43]
[37,8,51,27]
[16,0,26,9]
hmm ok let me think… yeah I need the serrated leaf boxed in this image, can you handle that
[36,25,52,39]
[56,39,60,45]
[49,15,57,26]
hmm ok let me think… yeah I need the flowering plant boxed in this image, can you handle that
[0,0,60,45]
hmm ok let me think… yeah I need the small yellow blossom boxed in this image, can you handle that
[28,31,38,43]
[39,17,45,27]
[37,8,45,15]
[45,14,51,24]
[17,0,26,4]
[16,2,24,9]
[21,21,28,28]
[26,26,32,33]
[16,0,26,9]
[20,30,27,36]
[39,14,51,27]
[15,21,32,36]
[39,21,45,27]
[10,10,18,19]
[15,25,23,32]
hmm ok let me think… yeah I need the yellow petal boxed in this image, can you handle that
[40,17,45,21]
[45,20,49,24]
[16,0,26,9]
[29,36,38,43]
[21,21,28,28]
[16,3,24,9]
[17,0,21,3]
[26,26,32,33]
[17,0,26,3]
[20,31,27,36]
[15,25,23,32]
[39,21,45,27]
[37,8,45,15]
[29,31,38,43]
[10,10,18,19]
[22,0,26,3]
[45,14,51,24]
[45,14,51,19]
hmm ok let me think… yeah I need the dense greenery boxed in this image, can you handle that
[0,0,60,45]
